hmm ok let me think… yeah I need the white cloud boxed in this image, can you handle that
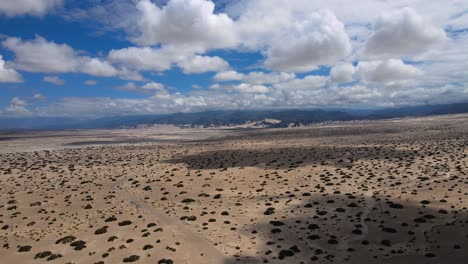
[117,67,144,81]
[0,97,31,117]
[134,0,236,49]
[3,36,78,72]
[109,46,229,74]
[177,55,229,74]
[0,0,63,17]
[68,0,467,76]
[84,80,97,85]
[30,84,468,118]
[414,33,468,90]
[123,1,352,73]
[385,85,468,106]
[244,72,296,85]
[81,58,117,77]
[43,75,65,85]
[2,36,118,77]
[447,12,468,31]
[214,70,295,84]
[357,59,423,83]
[273,75,328,90]
[263,10,351,72]
[114,81,168,95]
[10,97,27,106]
[0,55,23,83]
[141,82,166,92]
[365,8,446,59]
[209,83,222,90]
[213,70,244,81]
[229,0,465,42]
[108,46,176,72]
[3,0,468,118]
[33,93,46,100]
[114,82,138,92]
[233,83,269,93]
[210,82,270,94]
[329,85,382,105]
[233,1,352,72]
[330,63,355,83]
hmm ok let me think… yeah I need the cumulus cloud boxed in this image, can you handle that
[357,59,423,84]
[0,97,31,117]
[109,46,229,74]
[330,63,355,83]
[114,82,138,92]
[141,82,166,92]
[33,93,46,100]
[365,8,446,59]
[3,36,78,72]
[125,1,352,73]
[114,81,168,95]
[329,85,382,105]
[108,46,178,72]
[233,83,269,93]
[2,0,468,118]
[2,36,118,77]
[134,0,236,49]
[30,84,468,118]
[0,55,23,83]
[33,89,283,117]
[232,1,352,72]
[214,70,296,85]
[117,67,144,81]
[263,10,351,72]
[447,12,468,31]
[81,58,117,77]
[177,55,229,74]
[210,83,270,94]
[273,75,328,90]
[0,0,63,17]
[244,72,296,85]
[213,70,244,82]
[43,75,65,85]
[33,95,211,117]
[414,33,468,90]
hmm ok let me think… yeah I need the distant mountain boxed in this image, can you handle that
[366,103,468,119]
[93,109,355,129]
[0,117,91,130]
[242,118,282,128]
[1,102,468,130]
[0,109,352,130]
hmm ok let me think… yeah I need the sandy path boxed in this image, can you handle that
[112,177,227,263]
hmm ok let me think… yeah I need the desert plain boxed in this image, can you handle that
[0,114,467,264]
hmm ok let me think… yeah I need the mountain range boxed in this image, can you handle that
[1,102,468,130]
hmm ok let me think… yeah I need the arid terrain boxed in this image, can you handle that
[0,114,467,263]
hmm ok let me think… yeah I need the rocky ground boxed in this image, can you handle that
[0,114,467,263]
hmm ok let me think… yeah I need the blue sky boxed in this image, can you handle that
[0,0,467,118]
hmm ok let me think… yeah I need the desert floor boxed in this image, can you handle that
[0,115,467,263]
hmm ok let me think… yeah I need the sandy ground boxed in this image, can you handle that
[0,114,467,263]
[0,125,247,154]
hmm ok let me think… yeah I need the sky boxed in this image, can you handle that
[0,0,467,118]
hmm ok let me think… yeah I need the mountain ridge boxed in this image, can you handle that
[1,102,468,130]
